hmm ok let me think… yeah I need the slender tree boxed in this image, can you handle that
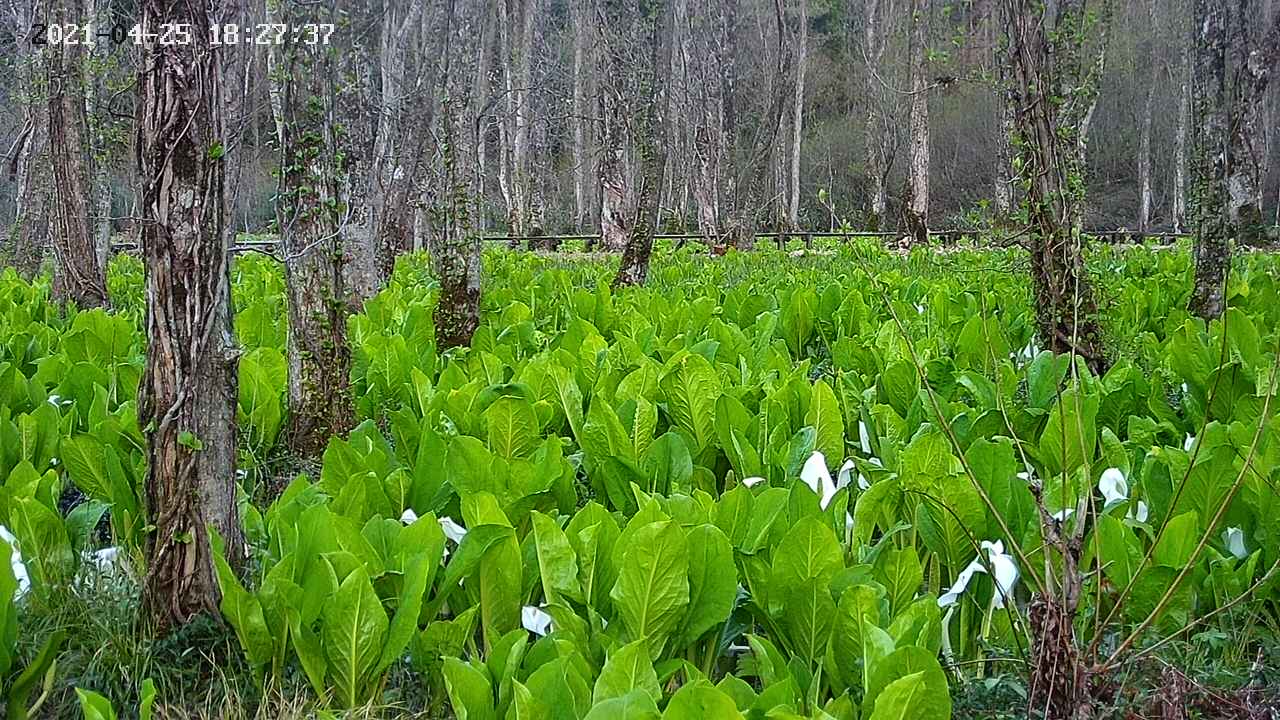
[268,0,355,455]
[136,0,242,631]
[1172,42,1191,232]
[904,0,930,245]
[1002,0,1111,367]
[787,0,808,230]
[1188,3,1280,319]
[1136,0,1159,233]
[6,0,49,276]
[614,0,677,287]
[47,0,108,307]
[862,0,895,230]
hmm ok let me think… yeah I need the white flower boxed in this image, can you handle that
[1098,468,1129,511]
[938,539,1019,610]
[938,556,986,608]
[1098,467,1149,522]
[858,421,872,455]
[90,546,121,573]
[1052,508,1075,522]
[914,303,925,315]
[1180,382,1189,394]
[980,540,1019,609]
[800,452,838,510]
[1184,433,1196,452]
[1222,527,1248,560]
[439,516,468,544]
[521,605,553,636]
[399,508,419,525]
[742,476,766,488]
[0,525,31,599]
[836,459,855,491]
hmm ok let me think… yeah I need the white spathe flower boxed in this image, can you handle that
[938,539,1020,610]
[836,460,856,491]
[914,303,926,315]
[521,605,553,636]
[1052,508,1075,522]
[742,476,767,488]
[1184,433,1196,452]
[938,556,986,608]
[980,540,1019,609]
[0,525,31,600]
[1098,468,1129,511]
[399,508,419,525]
[439,516,468,545]
[858,421,872,455]
[90,546,121,573]
[1222,527,1248,560]
[800,452,839,510]
[1097,467,1149,522]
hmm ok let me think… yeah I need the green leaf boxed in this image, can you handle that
[485,395,541,459]
[610,521,690,657]
[322,566,389,708]
[866,670,949,720]
[584,689,661,720]
[864,646,950,719]
[7,630,65,720]
[661,682,744,719]
[677,524,737,648]
[177,430,204,451]
[805,379,845,467]
[531,511,584,605]
[593,639,661,704]
[75,688,118,720]
[1154,512,1200,568]
[659,352,720,453]
[442,657,496,720]
[640,432,693,496]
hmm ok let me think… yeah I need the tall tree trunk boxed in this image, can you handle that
[369,0,430,283]
[269,0,355,456]
[863,0,892,230]
[993,11,1016,219]
[597,1,631,253]
[614,0,677,287]
[787,0,807,230]
[1004,0,1109,375]
[904,0,929,245]
[433,0,483,349]
[570,0,591,231]
[47,0,108,308]
[137,0,242,633]
[335,0,381,305]
[1189,3,1280,318]
[1172,43,1190,232]
[6,0,48,276]
[1136,0,1159,233]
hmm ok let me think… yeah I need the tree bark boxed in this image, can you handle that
[47,0,108,308]
[787,0,807,230]
[269,0,355,456]
[1173,43,1190,232]
[863,0,893,230]
[6,0,48,276]
[137,0,242,633]
[614,0,677,287]
[433,0,483,349]
[369,0,430,283]
[570,0,592,231]
[1136,0,1158,233]
[1003,0,1109,377]
[904,0,929,245]
[1189,3,1280,318]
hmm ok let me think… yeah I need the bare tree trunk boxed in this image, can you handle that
[614,0,677,287]
[1136,0,1158,233]
[47,0,108,308]
[863,0,892,230]
[433,0,483,349]
[904,0,929,245]
[499,0,537,241]
[993,10,1015,219]
[369,0,429,283]
[570,0,590,231]
[1190,4,1280,318]
[6,0,48,276]
[137,0,242,633]
[268,0,355,456]
[1004,0,1109,377]
[787,0,807,230]
[597,1,631,253]
[1173,43,1190,232]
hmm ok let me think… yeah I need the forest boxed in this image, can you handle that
[0,0,1279,718]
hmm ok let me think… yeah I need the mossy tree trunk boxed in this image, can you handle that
[137,0,242,633]
[268,0,355,456]
[47,0,108,308]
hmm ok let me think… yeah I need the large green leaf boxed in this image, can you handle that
[485,395,541,460]
[593,639,661,704]
[322,566,389,708]
[659,352,720,453]
[531,510,584,605]
[677,524,737,648]
[609,521,690,657]
[805,379,845,467]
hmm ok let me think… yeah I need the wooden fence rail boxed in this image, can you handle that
[109,229,1195,254]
